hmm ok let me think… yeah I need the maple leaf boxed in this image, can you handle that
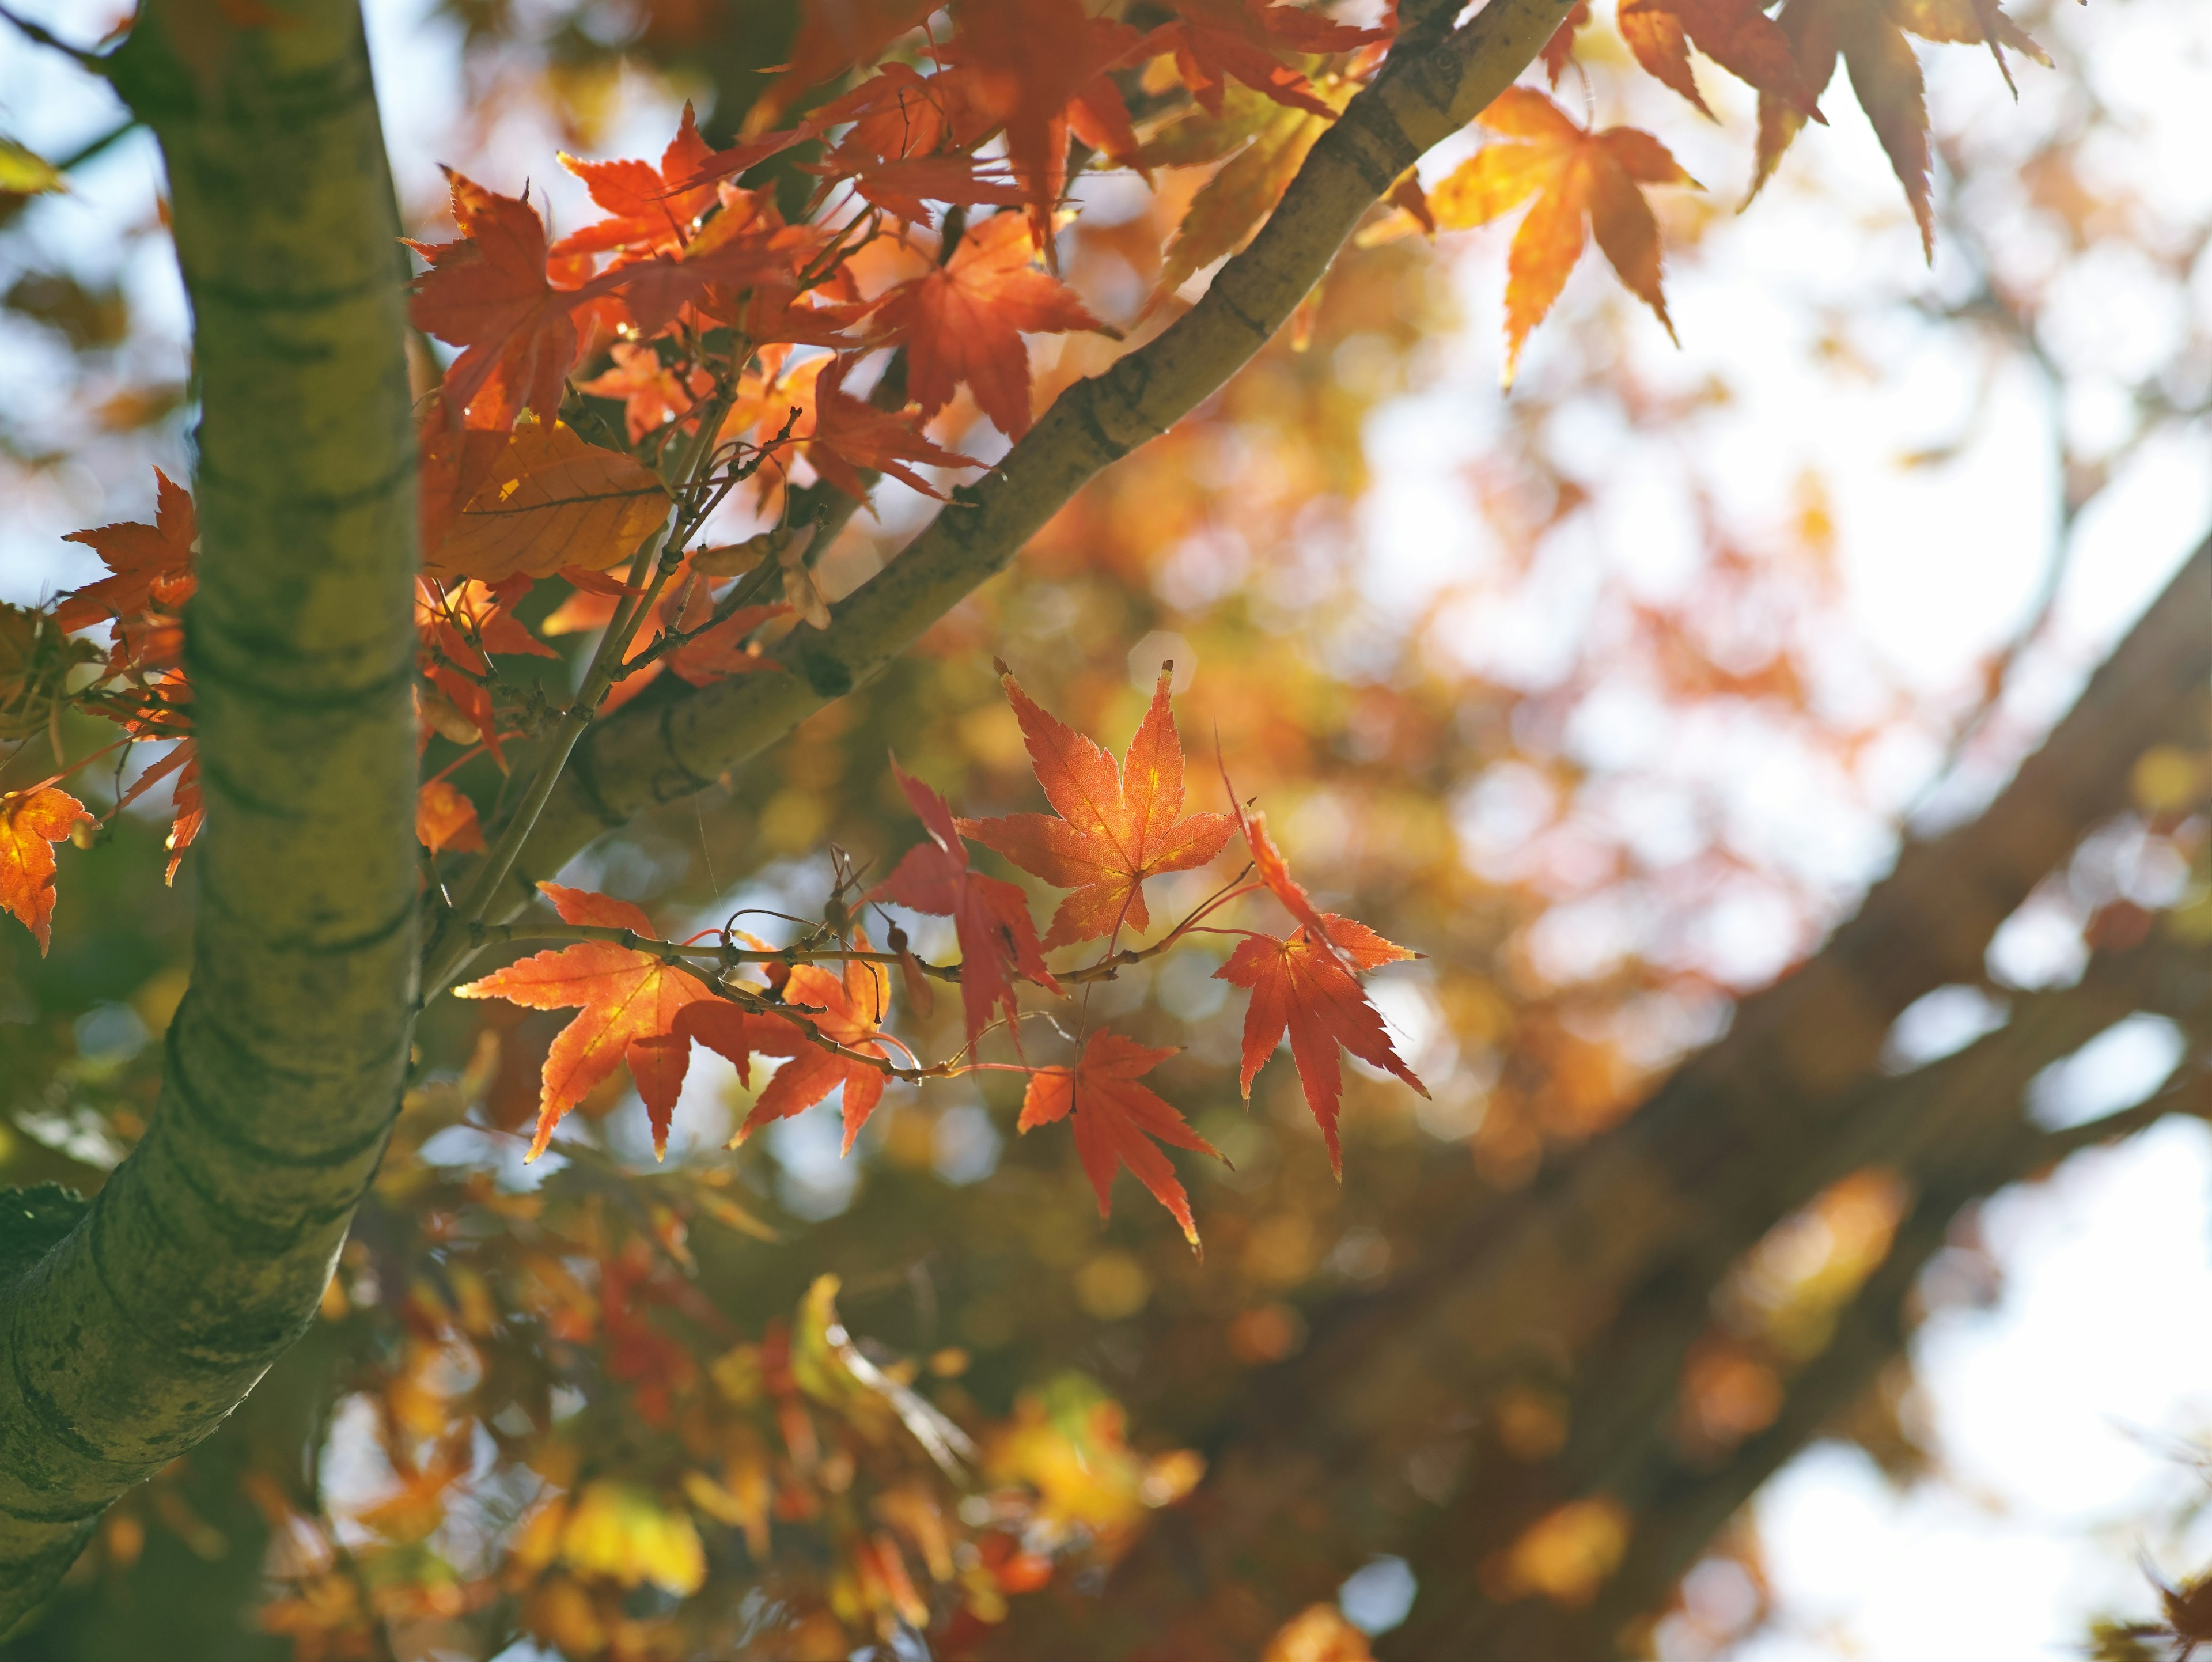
[869,758,1060,1050]
[454,883,711,1159]
[1215,914,1426,1174]
[416,575,555,683]
[953,0,1084,216]
[416,780,484,855]
[551,104,722,265]
[1540,0,1592,85]
[1153,82,1344,298]
[1018,1029,1223,1247]
[1220,762,1340,957]
[410,172,615,431]
[1751,0,2046,255]
[1430,89,1699,387]
[599,191,826,343]
[959,666,1233,949]
[55,467,198,633]
[873,213,1106,440]
[575,343,714,445]
[814,150,1033,226]
[1618,0,1822,120]
[0,785,90,953]
[1150,0,1387,120]
[681,938,895,1153]
[763,0,937,120]
[424,418,671,582]
[804,357,982,501]
[669,602,793,687]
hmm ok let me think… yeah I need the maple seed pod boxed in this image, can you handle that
[0,603,96,741]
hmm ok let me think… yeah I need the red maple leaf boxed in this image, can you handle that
[455,883,712,1159]
[952,0,1124,227]
[1216,914,1426,1173]
[960,665,1233,948]
[55,467,197,633]
[410,172,612,431]
[0,785,91,953]
[813,149,1032,226]
[873,213,1106,439]
[668,601,793,688]
[1618,0,1822,120]
[416,575,555,682]
[1149,0,1387,119]
[1220,760,1341,957]
[763,0,937,119]
[869,758,1059,1050]
[551,103,724,265]
[681,937,896,1152]
[1018,1029,1223,1246]
[1750,0,2044,257]
[804,357,982,500]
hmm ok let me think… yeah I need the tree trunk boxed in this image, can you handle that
[0,0,416,1623]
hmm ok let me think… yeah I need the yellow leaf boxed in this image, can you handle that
[0,137,65,196]
[1156,82,1349,300]
[428,420,669,581]
[559,1481,707,1594]
[1263,1605,1376,1662]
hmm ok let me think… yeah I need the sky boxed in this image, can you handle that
[2,0,2211,1656]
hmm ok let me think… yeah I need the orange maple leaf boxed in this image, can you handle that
[575,343,715,445]
[959,666,1233,949]
[682,938,895,1153]
[552,103,723,266]
[416,576,556,685]
[416,781,484,856]
[455,883,712,1159]
[804,357,982,500]
[0,785,90,953]
[423,418,670,582]
[1215,914,1427,1174]
[55,467,197,633]
[410,172,612,431]
[874,213,1106,440]
[1618,0,1823,120]
[1018,1029,1224,1246]
[1750,0,2044,256]
[1430,88,1698,387]
[869,758,1059,1050]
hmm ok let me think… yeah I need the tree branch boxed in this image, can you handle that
[0,0,418,1621]
[422,0,1584,994]
[973,533,2212,1658]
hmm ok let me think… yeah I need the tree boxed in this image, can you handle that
[0,0,2205,1656]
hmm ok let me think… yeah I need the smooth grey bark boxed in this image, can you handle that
[0,0,417,1622]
